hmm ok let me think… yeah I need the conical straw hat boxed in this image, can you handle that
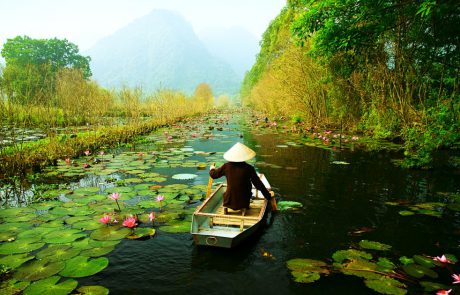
[223,142,256,162]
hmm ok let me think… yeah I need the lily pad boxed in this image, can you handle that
[90,226,131,241]
[277,201,303,211]
[126,228,156,240]
[402,264,438,279]
[36,245,80,262]
[286,258,329,283]
[43,229,86,244]
[359,240,392,251]
[0,279,30,295]
[334,259,382,280]
[76,285,109,295]
[80,246,115,257]
[59,256,109,278]
[0,222,32,233]
[332,249,372,263]
[364,276,407,295]
[413,255,437,268]
[0,239,45,255]
[398,211,415,216]
[419,281,450,292]
[171,174,197,180]
[0,253,35,269]
[399,256,414,265]
[159,220,191,233]
[14,260,65,281]
[23,276,77,295]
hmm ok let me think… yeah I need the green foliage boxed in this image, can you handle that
[1,36,91,105]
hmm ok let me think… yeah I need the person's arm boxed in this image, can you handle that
[209,163,225,179]
[250,167,271,200]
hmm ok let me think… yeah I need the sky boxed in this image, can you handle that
[0,0,286,52]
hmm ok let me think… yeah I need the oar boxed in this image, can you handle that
[206,162,216,198]
[270,191,278,212]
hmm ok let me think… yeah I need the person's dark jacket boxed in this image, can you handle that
[209,162,271,210]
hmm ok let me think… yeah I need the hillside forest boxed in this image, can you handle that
[241,0,460,168]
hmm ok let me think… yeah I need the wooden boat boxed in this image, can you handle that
[191,174,270,248]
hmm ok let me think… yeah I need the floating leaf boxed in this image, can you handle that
[286,258,329,283]
[277,201,303,211]
[413,255,437,268]
[90,226,130,241]
[0,254,35,269]
[419,281,450,292]
[126,228,156,240]
[364,276,407,295]
[14,260,65,281]
[76,285,109,295]
[0,279,30,295]
[43,229,86,244]
[80,246,115,257]
[377,258,396,272]
[402,264,438,279]
[332,249,372,263]
[23,276,77,295]
[334,259,382,280]
[159,220,191,233]
[0,239,45,255]
[59,256,109,278]
[398,211,415,216]
[36,245,80,262]
[171,174,197,180]
[399,256,414,265]
[359,240,392,251]
[0,222,32,233]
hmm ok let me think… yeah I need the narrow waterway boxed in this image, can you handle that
[1,111,459,294]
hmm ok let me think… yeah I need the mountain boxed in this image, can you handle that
[86,10,240,95]
[198,27,259,79]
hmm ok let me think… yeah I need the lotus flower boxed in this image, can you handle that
[156,195,165,211]
[65,158,71,165]
[99,151,105,156]
[84,150,91,156]
[99,215,111,225]
[149,212,155,223]
[452,274,460,284]
[123,217,137,228]
[110,192,120,200]
[83,163,90,168]
[433,255,454,264]
[167,135,173,141]
[110,192,121,211]
[436,290,452,295]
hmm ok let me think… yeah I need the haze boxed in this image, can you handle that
[0,0,286,51]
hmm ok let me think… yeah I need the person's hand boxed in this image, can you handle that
[270,191,275,197]
[210,164,216,170]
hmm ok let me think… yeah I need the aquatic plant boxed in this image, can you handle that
[156,195,165,211]
[122,217,137,228]
[109,192,121,211]
[287,240,460,295]
[99,215,111,225]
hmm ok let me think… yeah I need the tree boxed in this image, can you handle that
[193,83,214,109]
[1,36,91,104]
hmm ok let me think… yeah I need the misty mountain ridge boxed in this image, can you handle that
[86,10,240,95]
[198,26,259,79]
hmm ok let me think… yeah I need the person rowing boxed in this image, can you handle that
[209,142,277,214]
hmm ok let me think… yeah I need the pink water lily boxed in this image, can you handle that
[99,151,105,156]
[436,289,452,295]
[433,255,454,264]
[84,150,91,156]
[65,158,71,165]
[83,163,90,168]
[149,212,155,222]
[156,195,165,211]
[123,216,137,228]
[452,274,460,284]
[110,192,121,211]
[99,215,111,225]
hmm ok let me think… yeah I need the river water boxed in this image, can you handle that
[70,112,460,294]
